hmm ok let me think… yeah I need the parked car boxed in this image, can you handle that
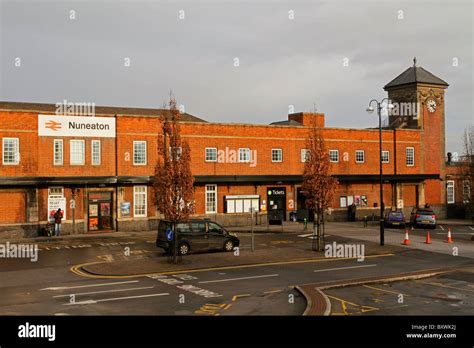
[156,219,240,255]
[410,208,437,229]
[384,210,406,228]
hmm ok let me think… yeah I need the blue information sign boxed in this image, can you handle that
[166,228,174,241]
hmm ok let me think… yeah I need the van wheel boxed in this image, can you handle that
[224,240,234,252]
[178,243,190,256]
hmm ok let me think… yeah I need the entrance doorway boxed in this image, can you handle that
[296,187,314,222]
[267,187,286,224]
[88,191,113,231]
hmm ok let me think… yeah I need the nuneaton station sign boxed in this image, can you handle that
[38,114,116,138]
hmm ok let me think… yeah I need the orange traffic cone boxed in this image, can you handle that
[403,230,410,245]
[424,231,432,244]
[446,228,453,243]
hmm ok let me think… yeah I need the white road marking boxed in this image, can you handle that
[469,226,474,231]
[436,232,473,235]
[40,280,139,291]
[439,226,445,231]
[64,292,170,305]
[313,264,377,273]
[198,274,279,284]
[53,286,155,298]
[298,233,313,238]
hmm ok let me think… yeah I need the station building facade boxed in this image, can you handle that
[0,64,454,237]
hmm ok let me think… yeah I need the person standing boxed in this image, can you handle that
[53,208,63,237]
[351,202,357,221]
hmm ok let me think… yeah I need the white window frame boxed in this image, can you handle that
[463,180,471,204]
[329,150,339,163]
[48,186,64,199]
[133,185,148,217]
[406,147,415,166]
[355,150,365,163]
[2,137,19,165]
[169,146,182,161]
[70,140,85,165]
[205,184,217,214]
[239,148,251,163]
[447,180,455,204]
[205,147,217,162]
[271,148,282,163]
[301,149,309,163]
[381,150,390,164]
[53,139,63,166]
[133,141,147,165]
[91,140,101,166]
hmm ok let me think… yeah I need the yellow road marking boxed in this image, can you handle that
[264,289,283,294]
[70,253,395,279]
[419,281,474,293]
[363,284,411,297]
[232,294,251,302]
[195,303,230,316]
[326,294,379,315]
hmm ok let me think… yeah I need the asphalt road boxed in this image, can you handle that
[1,228,473,316]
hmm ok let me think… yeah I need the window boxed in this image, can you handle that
[406,147,414,166]
[339,196,347,208]
[48,187,64,198]
[133,186,147,217]
[447,180,455,204]
[381,151,389,164]
[205,147,217,162]
[225,195,259,213]
[463,180,471,204]
[271,149,282,162]
[208,222,223,233]
[301,149,310,162]
[329,150,339,163]
[169,146,182,161]
[2,138,19,165]
[239,148,251,163]
[91,140,101,165]
[133,141,147,165]
[53,139,63,165]
[70,140,85,165]
[355,150,365,163]
[205,185,217,214]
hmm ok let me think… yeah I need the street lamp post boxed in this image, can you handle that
[366,98,393,246]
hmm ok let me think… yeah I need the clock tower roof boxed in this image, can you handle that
[384,61,449,90]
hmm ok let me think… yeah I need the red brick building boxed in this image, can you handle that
[0,63,455,237]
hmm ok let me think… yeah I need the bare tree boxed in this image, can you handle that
[302,120,338,251]
[153,94,195,263]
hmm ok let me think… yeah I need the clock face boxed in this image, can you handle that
[427,99,437,113]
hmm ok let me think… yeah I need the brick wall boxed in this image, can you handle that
[0,191,26,223]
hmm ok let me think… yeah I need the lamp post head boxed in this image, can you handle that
[366,106,375,114]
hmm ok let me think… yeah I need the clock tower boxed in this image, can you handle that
[384,58,449,213]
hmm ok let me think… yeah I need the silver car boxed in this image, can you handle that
[410,208,436,229]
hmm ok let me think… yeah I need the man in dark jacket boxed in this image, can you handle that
[350,203,357,221]
[53,208,63,237]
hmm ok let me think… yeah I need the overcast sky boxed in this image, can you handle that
[1,0,472,153]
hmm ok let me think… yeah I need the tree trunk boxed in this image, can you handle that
[312,211,317,251]
[172,221,178,264]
